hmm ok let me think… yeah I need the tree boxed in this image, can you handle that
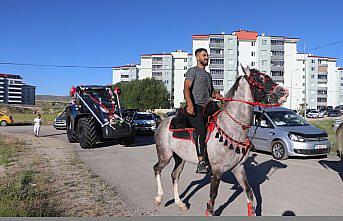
[113,78,170,110]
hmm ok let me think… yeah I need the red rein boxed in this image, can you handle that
[219,97,281,107]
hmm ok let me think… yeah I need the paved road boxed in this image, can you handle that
[1,125,342,216]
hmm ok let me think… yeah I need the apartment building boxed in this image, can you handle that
[112,64,139,84]
[0,73,24,104]
[192,30,299,95]
[285,54,339,110]
[139,50,192,108]
[22,84,36,105]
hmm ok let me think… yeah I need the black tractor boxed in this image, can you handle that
[66,85,135,148]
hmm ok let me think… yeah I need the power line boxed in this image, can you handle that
[0,40,342,70]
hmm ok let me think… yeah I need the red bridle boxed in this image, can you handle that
[210,73,282,154]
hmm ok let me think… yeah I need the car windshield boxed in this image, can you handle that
[267,111,309,126]
[134,114,154,120]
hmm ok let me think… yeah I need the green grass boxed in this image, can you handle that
[0,136,60,217]
[0,136,24,165]
[308,118,337,154]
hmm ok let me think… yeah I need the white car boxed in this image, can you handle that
[306,110,324,118]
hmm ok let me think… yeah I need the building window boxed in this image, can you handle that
[271,71,284,76]
[311,67,315,71]
[318,75,327,80]
[184,58,187,62]
[210,69,224,75]
[311,75,315,79]
[262,60,267,65]
[228,49,233,54]
[251,61,256,67]
[311,60,315,63]
[317,98,327,102]
[303,68,305,72]
[262,40,267,45]
[271,40,284,45]
[152,57,163,62]
[317,90,327,95]
[262,50,267,55]
[152,65,162,71]
[271,50,285,56]
[228,59,234,65]
[210,59,224,64]
[271,60,284,66]
[184,66,187,70]
[251,51,255,56]
[152,72,162,77]
[302,83,305,86]
[251,42,255,46]
[212,80,223,86]
[210,38,224,44]
[303,75,305,79]
[210,48,224,54]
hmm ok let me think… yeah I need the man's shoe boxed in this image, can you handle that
[196,160,209,174]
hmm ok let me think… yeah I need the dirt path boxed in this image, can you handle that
[2,132,136,216]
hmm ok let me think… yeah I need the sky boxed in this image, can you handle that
[1,0,343,95]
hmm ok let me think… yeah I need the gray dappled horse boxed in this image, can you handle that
[153,66,289,216]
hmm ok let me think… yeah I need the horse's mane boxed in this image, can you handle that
[224,75,244,98]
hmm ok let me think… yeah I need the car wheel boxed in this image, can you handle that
[271,140,288,160]
[1,120,7,127]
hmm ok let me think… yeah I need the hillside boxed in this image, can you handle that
[36,95,70,102]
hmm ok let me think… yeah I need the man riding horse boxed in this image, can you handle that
[184,48,223,173]
[153,51,289,215]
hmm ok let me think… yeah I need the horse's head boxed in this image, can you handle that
[241,65,289,104]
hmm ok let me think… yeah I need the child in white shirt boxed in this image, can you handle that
[33,114,42,137]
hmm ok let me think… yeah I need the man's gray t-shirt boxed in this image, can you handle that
[185,66,214,105]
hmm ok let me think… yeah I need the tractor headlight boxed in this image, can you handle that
[288,133,305,142]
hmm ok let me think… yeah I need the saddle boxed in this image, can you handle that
[169,101,221,143]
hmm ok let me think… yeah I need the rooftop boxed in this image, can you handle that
[0,73,22,79]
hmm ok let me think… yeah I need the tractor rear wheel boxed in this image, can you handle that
[79,117,97,149]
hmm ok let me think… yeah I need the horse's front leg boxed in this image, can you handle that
[232,164,256,216]
[205,170,222,216]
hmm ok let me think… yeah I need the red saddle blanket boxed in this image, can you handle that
[169,104,220,144]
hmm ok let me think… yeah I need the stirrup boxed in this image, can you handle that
[196,160,209,174]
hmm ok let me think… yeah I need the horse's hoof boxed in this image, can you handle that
[205,209,213,216]
[178,203,189,212]
[154,196,162,206]
[247,203,255,216]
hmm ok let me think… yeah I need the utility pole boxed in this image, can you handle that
[304,42,307,118]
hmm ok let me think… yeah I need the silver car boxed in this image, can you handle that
[133,112,157,133]
[248,107,330,160]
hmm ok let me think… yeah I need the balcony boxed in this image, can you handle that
[213,85,224,91]
[209,43,224,48]
[209,53,224,58]
[317,94,327,98]
[271,55,284,60]
[152,60,163,65]
[317,79,328,84]
[271,76,284,82]
[271,66,284,71]
[211,73,224,79]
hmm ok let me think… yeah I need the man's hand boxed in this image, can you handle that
[186,104,195,116]
[213,91,223,100]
